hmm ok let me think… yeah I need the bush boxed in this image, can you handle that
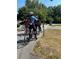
[45,17,53,24]
[53,17,61,23]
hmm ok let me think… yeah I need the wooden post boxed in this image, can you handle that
[43,20,44,36]
[43,19,45,36]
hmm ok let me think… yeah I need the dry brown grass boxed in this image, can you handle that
[32,29,61,59]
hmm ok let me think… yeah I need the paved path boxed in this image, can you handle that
[17,41,36,59]
[17,24,48,59]
[17,24,61,59]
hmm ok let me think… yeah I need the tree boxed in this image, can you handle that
[17,6,28,20]
[25,0,38,8]
[17,0,61,23]
[53,5,61,23]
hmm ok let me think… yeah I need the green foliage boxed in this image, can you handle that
[17,6,28,20]
[37,7,47,21]
[53,5,61,17]
[46,5,61,24]
[47,17,53,21]
[17,0,61,23]
[45,16,53,24]
[51,5,61,23]
[54,16,61,23]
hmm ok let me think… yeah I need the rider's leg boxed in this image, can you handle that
[38,24,42,32]
[35,24,38,34]
[28,25,32,41]
[33,25,37,39]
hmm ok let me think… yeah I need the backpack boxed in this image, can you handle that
[30,16,38,25]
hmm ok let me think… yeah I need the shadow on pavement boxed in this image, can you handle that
[17,37,37,49]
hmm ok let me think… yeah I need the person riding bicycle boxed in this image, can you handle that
[28,12,38,41]
[35,16,42,33]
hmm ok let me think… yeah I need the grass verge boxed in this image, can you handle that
[32,29,61,59]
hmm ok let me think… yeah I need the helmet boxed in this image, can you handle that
[29,12,34,15]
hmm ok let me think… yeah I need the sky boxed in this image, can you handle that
[17,0,61,9]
